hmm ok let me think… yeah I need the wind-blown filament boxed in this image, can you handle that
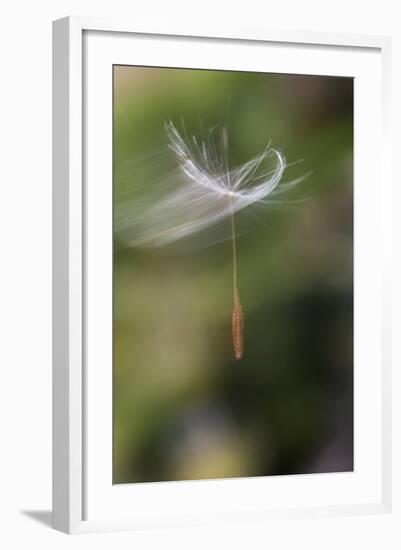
[229,195,243,360]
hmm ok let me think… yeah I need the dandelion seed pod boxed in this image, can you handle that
[232,292,244,360]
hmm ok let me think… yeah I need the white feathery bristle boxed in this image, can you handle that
[115,120,303,248]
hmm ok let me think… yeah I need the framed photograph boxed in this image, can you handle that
[52,16,392,534]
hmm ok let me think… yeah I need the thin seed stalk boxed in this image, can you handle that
[229,195,244,360]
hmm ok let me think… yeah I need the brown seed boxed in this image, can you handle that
[232,290,244,360]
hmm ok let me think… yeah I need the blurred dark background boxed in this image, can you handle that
[113,66,353,484]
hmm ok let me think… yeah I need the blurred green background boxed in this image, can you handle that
[113,66,353,484]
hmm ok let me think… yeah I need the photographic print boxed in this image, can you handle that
[113,66,353,484]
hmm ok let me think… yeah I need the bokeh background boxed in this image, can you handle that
[113,66,353,484]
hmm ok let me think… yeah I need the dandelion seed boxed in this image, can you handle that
[166,121,292,360]
[119,120,305,360]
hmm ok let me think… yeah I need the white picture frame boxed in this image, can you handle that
[52,16,392,534]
